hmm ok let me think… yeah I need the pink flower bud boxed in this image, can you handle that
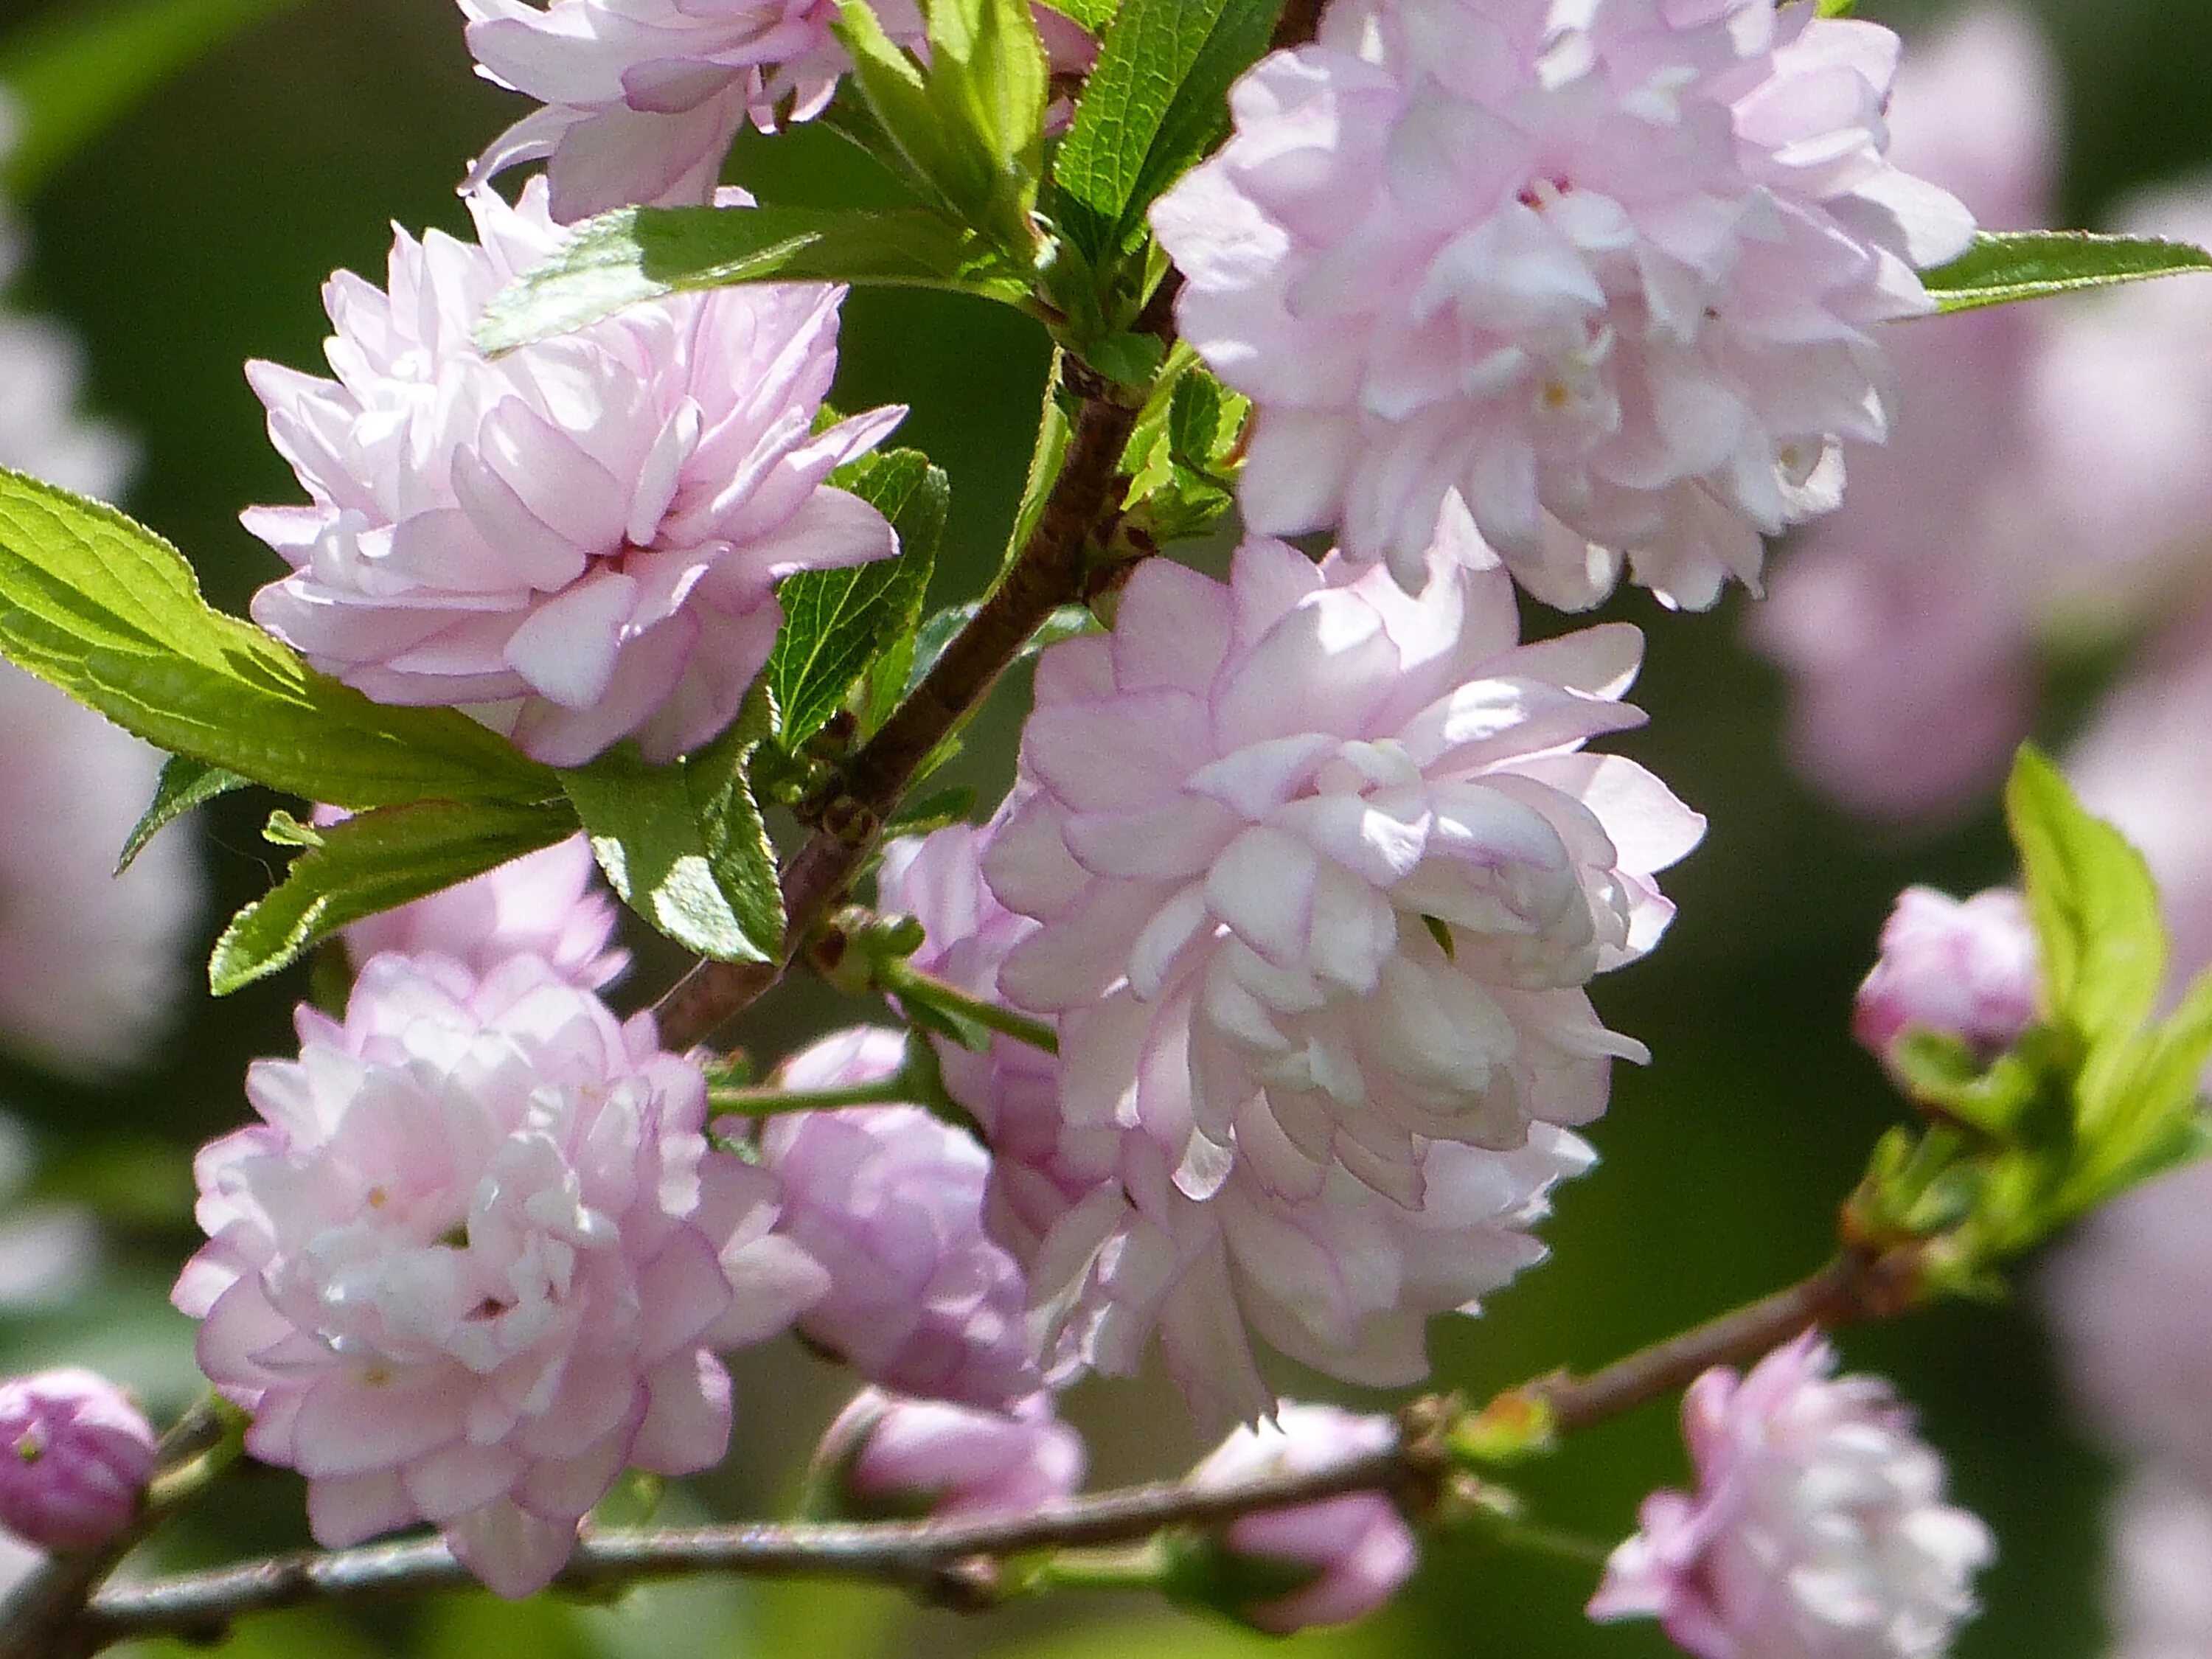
[0,1370,156,1551]
[811,1388,1083,1522]
[1853,886,2039,1071]
[1179,1404,1416,1633]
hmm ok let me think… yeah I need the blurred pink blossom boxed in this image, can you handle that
[1752,6,2061,821]
[811,1386,1082,1520]
[1851,885,2039,1075]
[1589,1332,1993,1659]
[0,1370,156,1551]
[760,1027,1040,1408]
[246,179,902,767]
[173,953,829,1596]
[1183,1402,1416,1632]
[1151,0,1973,605]
[2104,1467,2212,1659]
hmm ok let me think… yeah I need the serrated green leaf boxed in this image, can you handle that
[209,799,575,994]
[883,785,975,840]
[904,600,1099,693]
[0,0,307,197]
[832,0,1046,254]
[116,756,248,874]
[1168,372,1222,467]
[1001,367,1076,574]
[2065,964,2212,1212]
[1922,231,2212,314]
[477,204,1030,353]
[768,451,949,746]
[1042,0,1116,30]
[0,469,560,807]
[1051,0,1286,259]
[685,692,787,962]
[564,742,780,965]
[2006,746,2165,1048]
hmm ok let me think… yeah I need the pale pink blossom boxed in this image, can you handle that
[462,0,1099,222]
[0,668,200,1079]
[0,1370,156,1551]
[2044,1158,2212,1492]
[1029,1119,1591,1427]
[810,1386,1082,1520]
[173,952,830,1597]
[1183,1402,1416,1632]
[759,1027,1040,1408]
[1851,886,2038,1074]
[1589,1333,1994,1659]
[2104,1467,2212,1659]
[1151,0,1975,605]
[1752,5,2059,821]
[880,817,1593,1427]
[341,831,628,990]
[245,179,902,767]
[986,524,1701,1210]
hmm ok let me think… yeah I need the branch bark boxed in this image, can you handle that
[654,360,1143,1051]
[52,1251,1927,1654]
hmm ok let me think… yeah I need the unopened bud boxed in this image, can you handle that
[0,1370,157,1550]
[1854,886,2038,1077]
[808,1389,1084,1522]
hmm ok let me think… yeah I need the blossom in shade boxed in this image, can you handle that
[1177,1402,1416,1633]
[0,668,201,1079]
[759,1027,1040,1409]
[1588,1332,1994,1659]
[341,831,628,990]
[879,812,1594,1426]
[986,524,1700,1210]
[2043,1158,2212,1493]
[245,179,902,768]
[1851,886,2038,1077]
[173,953,830,1597]
[810,1386,1083,1520]
[0,1370,157,1551]
[878,824,1115,1267]
[462,0,1100,223]
[1150,0,1975,605]
[2104,1467,2212,1659]
[1751,5,2060,821]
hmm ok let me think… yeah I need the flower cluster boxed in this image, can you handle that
[1151,0,1975,605]
[874,521,1688,1422]
[1590,1333,1994,1659]
[246,178,902,767]
[461,0,1098,223]
[174,953,829,1596]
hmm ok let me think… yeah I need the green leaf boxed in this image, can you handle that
[768,451,949,746]
[563,728,783,964]
[832,0,1047,254]
[2006,746,2165,1048]
[684,693,787,963]
[1922,231,2212,315]
[476,204,1031,353]
[209,799,575,994]
[1051,0,1286,259]
[904,600,1099,694]
[1042,0,1116,30]
[0,469,560,807]
[116,756,248,873]
[0,0,307,196]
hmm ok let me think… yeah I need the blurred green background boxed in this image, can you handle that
[0,0,2203,1652]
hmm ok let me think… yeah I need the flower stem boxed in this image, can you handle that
[875,959,1060,1054]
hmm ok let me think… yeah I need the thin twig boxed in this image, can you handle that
[654,361,1143,1051]
[1530,1250,1916,1433]
[78,1447,1413,1649]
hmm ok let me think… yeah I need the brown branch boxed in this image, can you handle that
[1529,1249,1920,1434]
[77,1442,1416,1650]
[655,360,1144,1051]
